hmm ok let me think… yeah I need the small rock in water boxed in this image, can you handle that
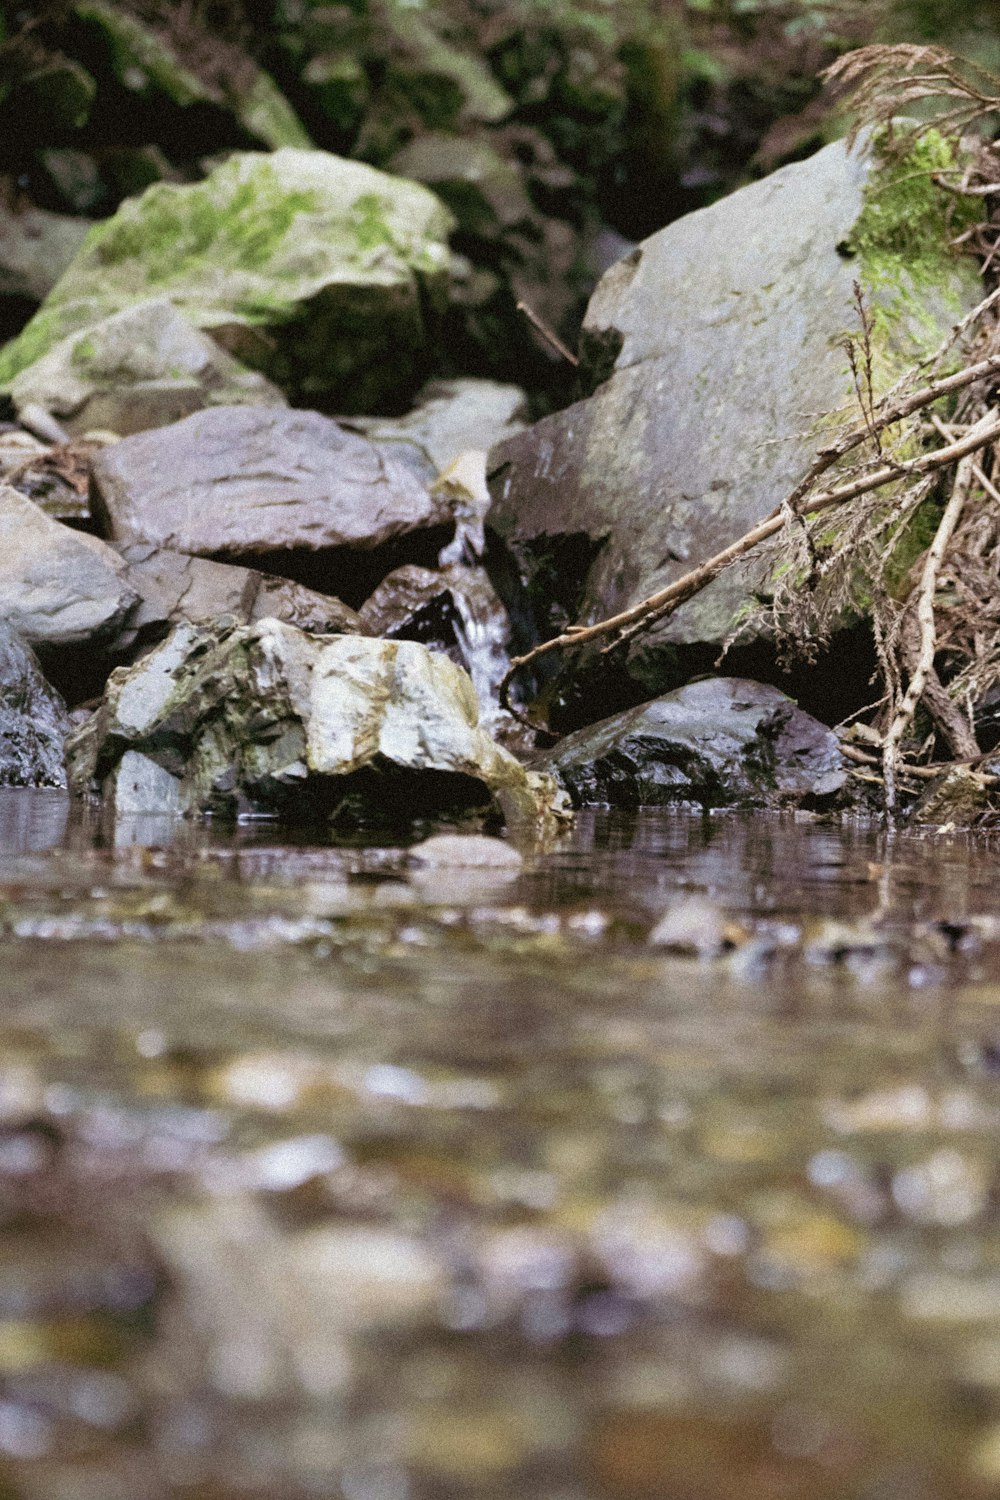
[408,834,523,870]
[648,896,742,957]
[535,678,845,809]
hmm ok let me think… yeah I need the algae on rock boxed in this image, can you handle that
[0,149,454,412]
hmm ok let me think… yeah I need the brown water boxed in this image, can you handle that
[3,792,1000,1499]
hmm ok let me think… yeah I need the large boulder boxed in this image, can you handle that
[9,299,286,437]
[0,148,453,411]
[488,132,982,703]
[0,624,72,788]
[90,406,454,605]
[67,620,558,822]
[0,486,136,647]
[534,678,846,808]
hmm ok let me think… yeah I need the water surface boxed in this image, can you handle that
[2,792,1000,1498]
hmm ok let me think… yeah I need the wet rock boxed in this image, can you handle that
[115,545,363,649]
[349,377,528,478]
[488,134,982,698]
[358,562,512,726]
[66,620,559,823]
[10,300,287,438]
[0,148,453,411]
[0,487,137,647]
[648,895,745,957]
[0,624,72,788]
[90,406,452,600]
[534,678,845,808]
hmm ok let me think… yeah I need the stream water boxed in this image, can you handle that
[3,792,1000,1498]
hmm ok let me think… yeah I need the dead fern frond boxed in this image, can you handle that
[823,44,1000,150]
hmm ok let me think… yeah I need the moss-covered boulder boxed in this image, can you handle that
[487,130,983,710]
[10,299,286,438]
[0,148,454,412]
[66,619,559,824]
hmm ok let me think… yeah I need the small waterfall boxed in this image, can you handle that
[432,452,516,735]
[442,564,512,734]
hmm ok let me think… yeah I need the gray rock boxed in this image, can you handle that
[90,407,452,572]
[488,134,982,695]
[533,678,846,808]
[0,486,137,646]
[350,378,528,478]
[0,201,93,306]
[67,620,560,823]
[10,300,287,438]
[0,623,72,787]
[116,545,364,647]
[389,137,532,236]
[107,748,182,816]
[0,148,453,411]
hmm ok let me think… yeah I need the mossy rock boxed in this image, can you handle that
[0,148,455,412]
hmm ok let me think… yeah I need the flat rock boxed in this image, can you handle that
[0,148,453,411]
[408,833,523,869]
[0,623,72,787]
[350,378,528,478]
[0,486,137,646]
[533,677,846,808]
[488,134,982,699]
[116,545,363,647]
[10,299,286,437]
[67,620,559,823]
[90,406,451,569]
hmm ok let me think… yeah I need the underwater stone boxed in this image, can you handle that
[66,619,559,823]
[534,678,845,809]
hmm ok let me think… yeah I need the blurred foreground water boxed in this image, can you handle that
[4,792,1000,1498]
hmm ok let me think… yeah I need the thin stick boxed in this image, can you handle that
[772,347,1000,520]
[516,301,579,367]
[881,409,997,809]
[499,413,1000,712]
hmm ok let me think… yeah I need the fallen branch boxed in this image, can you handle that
[499,413,1000,712]
[882,410,997,806]
[516,301,579,367]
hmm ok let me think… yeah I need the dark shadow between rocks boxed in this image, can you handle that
[219,526,456,611]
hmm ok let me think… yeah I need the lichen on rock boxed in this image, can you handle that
[67,620,561,825]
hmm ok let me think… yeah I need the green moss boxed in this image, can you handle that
[843,128,981,365]
[349,192,397,253]
[94,168,319,284]
[70,335,98,368]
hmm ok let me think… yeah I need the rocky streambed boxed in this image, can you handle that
[2,798,1000,1498]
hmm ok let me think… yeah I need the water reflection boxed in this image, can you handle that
[1,798,1000,1496]
[0,789,69,854]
